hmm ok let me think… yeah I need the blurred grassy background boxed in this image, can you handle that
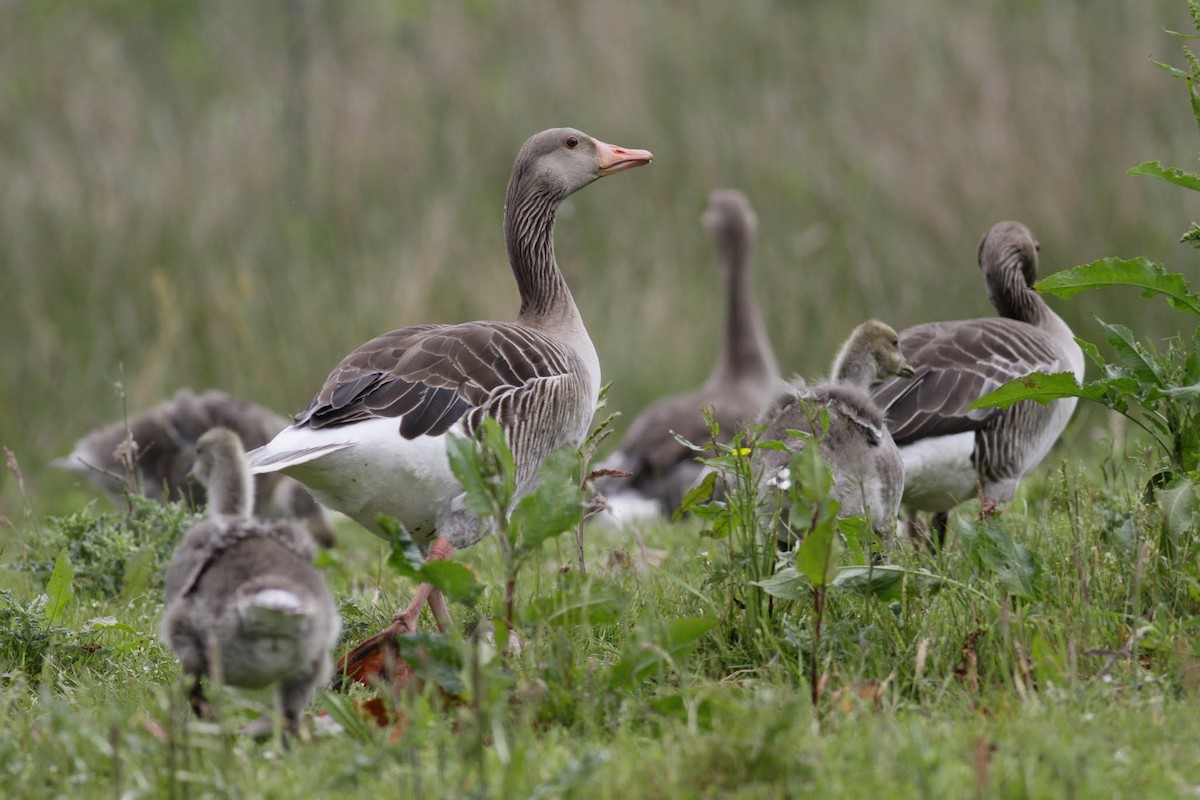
[2,0,1197,515]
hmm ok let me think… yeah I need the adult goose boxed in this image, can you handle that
[756,320,914,543]
[869,221,1085,541]
[160,428,340,738]
[597,189,780,520]
[54,388,335,547]
[245,128,651,671]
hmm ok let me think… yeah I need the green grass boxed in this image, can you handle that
[3,438,1200,798]
[5,2,1200,797]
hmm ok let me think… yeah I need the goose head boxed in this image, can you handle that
[508,128,653,202]
[701,189,757,267]
[190,426,253,518]
[831,319,916,389]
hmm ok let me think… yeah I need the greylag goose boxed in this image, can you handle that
[244,128,651,672]
[160,428,340,738]
[597,189,780,520]
[756,320,914,542]
[869,221,1085,540]
[53,388,335,547]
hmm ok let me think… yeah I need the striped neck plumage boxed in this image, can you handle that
[506,188,575,325]
[987,249,1049,326]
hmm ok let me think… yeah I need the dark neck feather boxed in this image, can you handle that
[712,234,777,382]
[505,185,573,325]
[986,250,1048,325]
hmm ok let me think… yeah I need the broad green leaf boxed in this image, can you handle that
[381,518,482,604]
[1097,319,1165,386]
[673,470,718,521]
[794,511,841,588]
[1128,160,1200,192]
[830,565,943,601]
[394,632,465,695]
[960,517,1040,600]
[45,549,74,625]
[120,546,156,602]
[1158,478,1196,543]
[608,616,717,692]
[512,447,584,558]
[752,567,809,600]
[1078,338,1107,370]
[420,561,482,606]
[969,372,1102,410]
[1036,257,1200,316]
[448,417,517,518]
[382,517,426,579]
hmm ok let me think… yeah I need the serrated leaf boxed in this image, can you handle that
[673,470,718,521]
[45,549,74,625]
[447,418,516,518]
[512,447,583,558]
[752,567,809,600]
[1152,59,1192,78]
[1078,338,1107,369]
[1036,257,1200,316]
[969,372,1101,410]
[1128,160,1200,192]
[830,565,943,601]
[1097,318,1165,386]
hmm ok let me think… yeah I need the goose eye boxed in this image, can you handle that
[891,339,899,348]
[565,136,580,149]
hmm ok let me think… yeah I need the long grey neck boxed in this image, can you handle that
[207,460,253,518]
[710,236,777,384]
[506,187,576,328]
[987,252,1049,327]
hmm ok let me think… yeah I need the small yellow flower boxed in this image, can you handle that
[732,447,752,457]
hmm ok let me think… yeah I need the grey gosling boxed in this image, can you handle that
[54,388,336,547]
[870,221,1084,543]
[161,427,340,738]
[756,320,914,544]
[597,189,780,521]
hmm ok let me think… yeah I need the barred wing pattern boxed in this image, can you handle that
[294,321,590,483]
[870,318,1068,446]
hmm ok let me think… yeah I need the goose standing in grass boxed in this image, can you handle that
[869,221,1085,542]
[756,320,914,543]
[245,128,652,673]
[54,388,335,547]
[161,428,340,739]
[596,189,780,520]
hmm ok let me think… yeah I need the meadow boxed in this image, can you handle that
[3,1,1200,797]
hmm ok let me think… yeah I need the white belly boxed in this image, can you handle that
[899,432,977,513]
[263,418,465,541]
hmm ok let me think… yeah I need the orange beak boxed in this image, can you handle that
[594,138,653,176]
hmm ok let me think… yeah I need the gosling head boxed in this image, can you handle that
[190,427,254,518]
[830,319,916,390]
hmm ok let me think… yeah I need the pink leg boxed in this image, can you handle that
[335,537,456,687]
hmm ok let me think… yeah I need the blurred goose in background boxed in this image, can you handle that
[756,320,914,543]
[596,189,780,521]
[161,427,340,739]
[53,388,335,547]
[870,221,1085,542]
[245,128,652,676]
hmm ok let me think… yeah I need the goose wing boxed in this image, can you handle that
[295,321,580,441]
[870,318,1066,445]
